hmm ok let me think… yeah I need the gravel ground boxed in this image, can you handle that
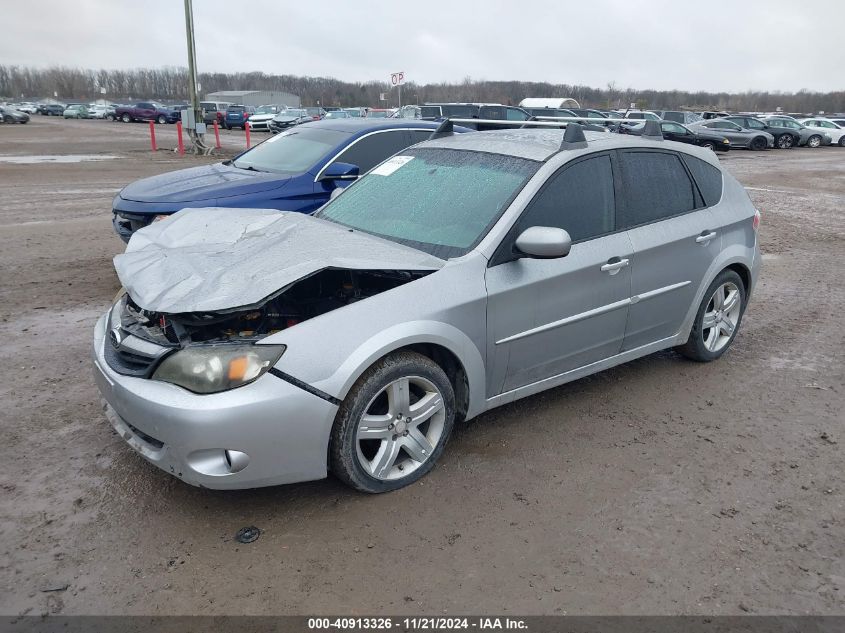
[0,117,842,616]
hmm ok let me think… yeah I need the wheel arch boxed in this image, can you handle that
[315,321,487,422]
[678,252,755,344]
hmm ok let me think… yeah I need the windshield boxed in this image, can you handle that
[316,148,539,259]
[281,109,307,117]
[255,106,278,114]
[325,111,348,118]
[231,127,349,174]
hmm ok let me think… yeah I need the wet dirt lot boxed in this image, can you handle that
[0,117,842,616]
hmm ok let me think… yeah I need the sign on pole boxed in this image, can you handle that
[390,72,406,109]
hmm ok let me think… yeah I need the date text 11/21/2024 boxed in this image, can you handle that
[307,617,528,630]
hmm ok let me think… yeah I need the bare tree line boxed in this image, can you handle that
[1,65,843,113]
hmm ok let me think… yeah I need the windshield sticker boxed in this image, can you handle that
[372,155,414,176]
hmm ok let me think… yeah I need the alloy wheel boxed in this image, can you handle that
[355,375,446,481]
[702,282,742,353]
[807,135,821,148]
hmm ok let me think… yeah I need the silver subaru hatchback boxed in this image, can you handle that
[93,124,761,493]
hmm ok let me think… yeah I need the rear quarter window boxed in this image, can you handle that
[618,151,697,228]
[682,155,723,207]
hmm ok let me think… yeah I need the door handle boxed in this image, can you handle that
[696,231,717,244]
[601,258,630,274]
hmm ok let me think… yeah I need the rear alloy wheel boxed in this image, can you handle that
[121,113,131,123]
[750,136,767,151]
[806,135,822,148]
[678,270,746,362]
[330,351,455,493]
[156,115,167,125]
[776,134,794,149]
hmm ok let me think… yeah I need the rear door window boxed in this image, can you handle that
[618,151,697,228]
[408,130,435,144]
[515,154,616,243]
[331,130,413,174]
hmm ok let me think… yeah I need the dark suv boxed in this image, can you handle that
[722,115,800,149]
[420,103,531,130]
[224,105,255,130]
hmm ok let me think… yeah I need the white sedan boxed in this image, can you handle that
[799,118,845,147]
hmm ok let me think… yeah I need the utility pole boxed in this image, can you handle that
[183,0,208,152]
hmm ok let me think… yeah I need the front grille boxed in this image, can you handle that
[103,298,174,378]
[103,340,164,378]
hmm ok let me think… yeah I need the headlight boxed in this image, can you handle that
[152,344,285,394]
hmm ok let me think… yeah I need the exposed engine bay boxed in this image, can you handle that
[118,268,430,347]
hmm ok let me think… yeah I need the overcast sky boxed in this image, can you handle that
[3,0,843,93]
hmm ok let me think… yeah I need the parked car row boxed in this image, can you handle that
[98,116,762,493]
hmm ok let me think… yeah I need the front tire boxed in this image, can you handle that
[678,270,746,362]
[157,115,167,124]
[750,136,767,151]
[701,141,716,151]
[330,351,455,493]
[121,113,131,123]
[806,135,822,148]
[776,134,794,149]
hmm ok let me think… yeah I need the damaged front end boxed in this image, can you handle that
[105,268,431,393]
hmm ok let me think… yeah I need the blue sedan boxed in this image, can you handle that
[112,119,469,242]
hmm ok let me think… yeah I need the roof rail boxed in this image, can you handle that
[428,119,454,140]
[641,120,664,140]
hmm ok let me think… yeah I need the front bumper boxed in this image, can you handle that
[112,210,155,243]
[92,313,339,489]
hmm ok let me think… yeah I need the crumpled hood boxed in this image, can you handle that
[119,163,290,204]
[114,208,445,314]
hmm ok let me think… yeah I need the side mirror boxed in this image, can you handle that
[319,162,359,182]
[514,226,572,259]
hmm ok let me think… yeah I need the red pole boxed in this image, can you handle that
[176,121,185,155]
[149,120,157,152]
[245,121,251,149]
[213,119,221,149]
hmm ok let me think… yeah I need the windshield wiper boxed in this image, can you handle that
[234,163,263,172]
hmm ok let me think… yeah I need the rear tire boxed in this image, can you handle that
[330,351,455,493]
[839,136,845,147]
[678,269,746,362]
